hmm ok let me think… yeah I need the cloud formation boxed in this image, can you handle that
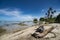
[0,8,36,21]
[0,9,21,17]
[54,12,60,17]
[1,8,59,21]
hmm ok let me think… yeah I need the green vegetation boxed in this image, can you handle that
[33,18,38,24]
[39,18,45,21]
[55,14,60,23]
[33,7,60,24]
[45,7,56,19]
[39,7,57,23]
[45,7,56,23]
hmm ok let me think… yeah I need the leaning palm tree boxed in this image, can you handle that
[45,7,56,23]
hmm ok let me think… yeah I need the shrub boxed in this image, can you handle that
[33,18,38,25]
[55,14,60,23]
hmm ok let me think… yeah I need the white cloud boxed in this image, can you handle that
[53,9,60,17]
[0,9,21,17]
[0,8,37,21]
[54,12,60,17]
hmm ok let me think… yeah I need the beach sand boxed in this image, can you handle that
[0,23,60,40]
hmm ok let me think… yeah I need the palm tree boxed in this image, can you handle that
[46,7,56,18]
[45,7,56,23]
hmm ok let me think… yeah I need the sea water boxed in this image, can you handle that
[0,21,34,32]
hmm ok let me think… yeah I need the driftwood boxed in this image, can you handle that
[32,26,55,38]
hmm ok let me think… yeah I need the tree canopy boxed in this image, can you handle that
[33,18,38,24]
[55,14,60,23]
[39,18,45,21]
[45,7,56,23]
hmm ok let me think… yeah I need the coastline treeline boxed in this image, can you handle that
[33,7,60,24]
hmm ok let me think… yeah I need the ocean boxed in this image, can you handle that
[0,21,34,33]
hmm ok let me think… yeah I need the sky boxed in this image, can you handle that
[0,0,60,21]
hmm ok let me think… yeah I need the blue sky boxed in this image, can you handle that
[0,0,60,21]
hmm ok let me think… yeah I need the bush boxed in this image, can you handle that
[55,14,60,23]
[39,18,45,21]
[33,18,38,24]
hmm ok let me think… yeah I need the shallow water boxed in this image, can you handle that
[0,21,34,33]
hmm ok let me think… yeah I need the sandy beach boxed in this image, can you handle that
[0,23,60,40]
